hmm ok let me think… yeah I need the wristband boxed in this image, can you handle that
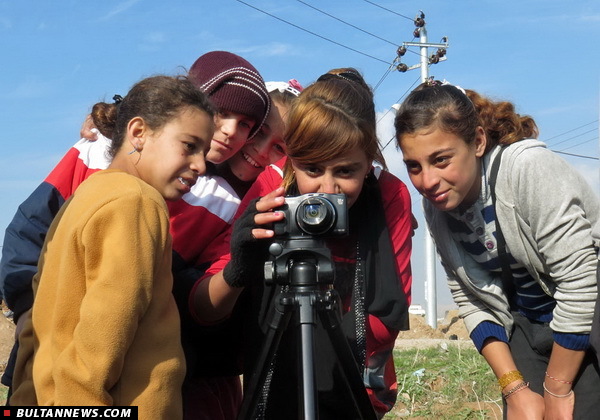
[502,381,529,400]
[498,370,523,390]
[543,381,573,398]
[545,371,573,385]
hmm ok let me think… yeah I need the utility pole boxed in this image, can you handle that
[395,11,449,329]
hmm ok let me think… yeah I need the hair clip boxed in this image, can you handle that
[426,78,467,95]
[317,70,363,85]
[425,77,442,87]
[265,80,303,97]
[113,94,123,105]
[337,70,363,84]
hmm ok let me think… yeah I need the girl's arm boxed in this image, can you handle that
[191,187,285,324]
[481,339,545,419]
[543,343,582,420]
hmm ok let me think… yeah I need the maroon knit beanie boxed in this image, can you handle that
[188,51,271,139]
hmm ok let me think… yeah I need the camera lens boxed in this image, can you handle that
[296,197,335,235]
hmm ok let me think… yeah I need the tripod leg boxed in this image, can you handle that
[297,293,319,420]
[237,294,293,420]
[318,298,377,420]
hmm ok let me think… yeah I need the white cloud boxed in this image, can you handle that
[236,42,295,57]
[139,32,167,52]
[581,14,600,22]
[100,0,142,21]
[9,78,54,99]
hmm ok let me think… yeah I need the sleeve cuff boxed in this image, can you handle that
[470,321,508,353]
[553,332,590,351]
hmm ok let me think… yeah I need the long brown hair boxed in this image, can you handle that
[394,82,538,153]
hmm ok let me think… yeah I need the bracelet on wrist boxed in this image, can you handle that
[545,371,573,385]
[543,381,573,398]
[502,381,529,400]
[498,370,524,390]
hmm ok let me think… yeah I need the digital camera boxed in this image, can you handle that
[273,193,348,239]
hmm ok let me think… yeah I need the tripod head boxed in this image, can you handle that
[264,238,335,287]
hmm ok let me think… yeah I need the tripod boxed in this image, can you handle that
[237,239,377,420]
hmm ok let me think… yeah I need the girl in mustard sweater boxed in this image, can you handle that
[11,75,215,419]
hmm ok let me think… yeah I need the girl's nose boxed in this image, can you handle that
[421,167,440,191]
[219,118,236,138]
[319,175,338,194]
[190,155,207,176]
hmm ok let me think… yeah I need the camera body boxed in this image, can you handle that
[265,193,348,286]
[273,193,348,239]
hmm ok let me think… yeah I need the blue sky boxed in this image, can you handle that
[1,0,599,312]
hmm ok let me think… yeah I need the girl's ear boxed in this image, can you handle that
[474,126,487,158]
[126,117,147,151]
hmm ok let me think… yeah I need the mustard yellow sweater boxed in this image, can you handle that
[11,170,185,419]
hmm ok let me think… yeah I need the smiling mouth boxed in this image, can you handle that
[426,190,449,202]
[242,151,261,168]
[178,177,194,188]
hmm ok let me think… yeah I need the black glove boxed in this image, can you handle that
[223,198,270,288]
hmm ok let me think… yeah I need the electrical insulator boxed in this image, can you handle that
[396,63,408,73]
[397,46,407,57]
[413,28,421,38]
[414,17,425,27]
[429,54,439,64]
[437,48,446,57]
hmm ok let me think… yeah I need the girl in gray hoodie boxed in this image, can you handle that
[394,80,600,420]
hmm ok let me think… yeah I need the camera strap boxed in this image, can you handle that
[352,241,367,372]
[489,145,517,303]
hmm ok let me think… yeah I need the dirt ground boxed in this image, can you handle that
[396,310,472,350]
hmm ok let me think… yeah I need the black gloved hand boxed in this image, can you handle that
[223,198,270,288]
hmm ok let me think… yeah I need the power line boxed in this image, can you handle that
[373,63,395,91]
[545,119,599,145]
[361,0,414,21]
[548,127,598,148]
[296,0,399,47]
[556,136,598,153]
[378,75,421,126]
[552,149,599,160]
[234,0,393,65]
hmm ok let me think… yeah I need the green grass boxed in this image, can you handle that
[0,385,7,406]
[386,345,502,419]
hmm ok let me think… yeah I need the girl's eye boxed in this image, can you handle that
[337,167,355,176]
[404,162,421,173]
[184,142,197,153]
[273,144,285,154]
[434,156,450,165]
[304,166,321,176]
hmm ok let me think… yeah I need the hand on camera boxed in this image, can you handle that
[223,188,285,288]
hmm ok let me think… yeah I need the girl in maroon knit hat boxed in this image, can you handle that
[188,50,271,164]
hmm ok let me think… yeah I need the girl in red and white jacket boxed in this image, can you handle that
[192,69,414,419]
